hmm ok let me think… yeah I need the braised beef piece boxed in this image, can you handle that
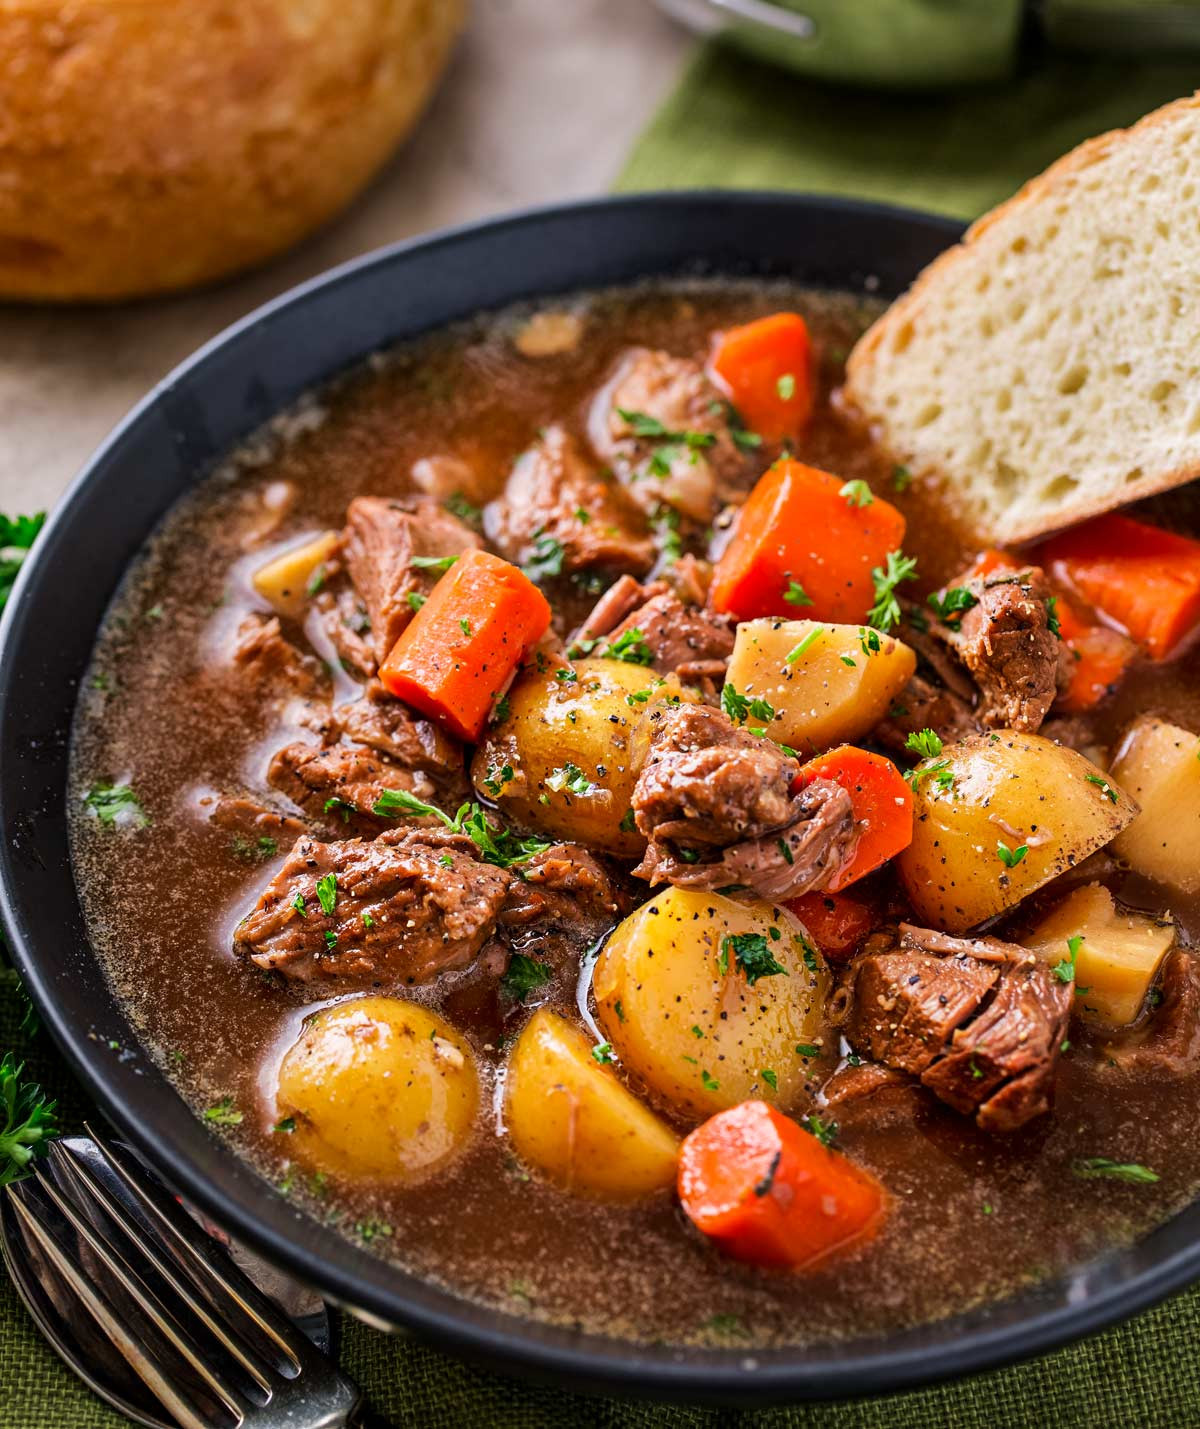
[205,794,307,853]
[311,574,377,680]
[486,426,655,579]
[572,574,734,679]
[499,843,631,939]
[234,828,512,985]
[874,673,981,754]
[267,741,440,836]
[591,349,747,522]
[929,566,1066,731]
[331,680,466,797]
[818,1061,924,1133]
[342,496,481,664]
[233,614,327,700]
[833,924,1069,1132]
[1106,949,1200,1076]
[630,703,856,900]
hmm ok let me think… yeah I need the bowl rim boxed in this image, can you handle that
[4,189,1200,1405]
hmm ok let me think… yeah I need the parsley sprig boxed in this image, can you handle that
[371,789,551,868]
[0,512,45,612]
[0,1053,57,1187]
[868,551,918,632]
[719,932,788,985]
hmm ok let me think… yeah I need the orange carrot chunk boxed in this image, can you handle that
[678,1100,887,1271]
[709,312,815,441]
[785,891,877,961]
[1037,513,1200,660]
[797,745,912,891]
[710,459,906,624]
[379,549,551,743]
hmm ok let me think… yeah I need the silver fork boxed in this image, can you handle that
[6,1127,363,1429]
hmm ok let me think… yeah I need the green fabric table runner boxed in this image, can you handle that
[6,40,1200,1428]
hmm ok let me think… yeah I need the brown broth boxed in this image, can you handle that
[68,279,1200,1348]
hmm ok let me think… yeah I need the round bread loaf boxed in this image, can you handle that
[0,0,465,301]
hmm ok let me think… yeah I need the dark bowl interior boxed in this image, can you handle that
[4,192,1199,1404]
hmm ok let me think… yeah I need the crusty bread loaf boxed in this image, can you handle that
[0,0,464,301]
[845,94,1200,545]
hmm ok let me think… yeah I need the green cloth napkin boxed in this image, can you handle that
[7,42,1200,1429]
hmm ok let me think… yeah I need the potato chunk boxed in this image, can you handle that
[470,657,694,855]
[725,618,915,755]
[1111,717,1200,895]
[1026,884,1174,1027]
[593,887,829,1121]
[897,732,1137,933]
[275,996,479,1182]
[252,531,339,620]
[505,1009,679,1199]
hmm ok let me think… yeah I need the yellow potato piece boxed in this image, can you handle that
[252,530,339,620]
[1026,883,1174,1027]
[471,657,695,856]
[725,618,915,756]
[275,996,479,1182]
[1111,717,1200,895]
[897,731,1137,933]
[505,1009,679,1200]
[593,886,829,1122]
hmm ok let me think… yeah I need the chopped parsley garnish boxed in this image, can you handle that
[306,563,327,597]
[783,579,813,608]
[927,586,979,626]
[323,795,357,822]
[410,554,459,574]
[1071,1158,1159,1184]
[362,912,374,928]
[355,1219,394,1243]
[731,425,762,452]
[996,840,1029,869]
[459,617,473,637]
[859,627,882,656]
[203,1097,243,1128]
[721,932,787,985]
[905,728,944,760]
[617,407,717,478]
[802,1114,838,1148]
[83,782,148,829]
[602,627,655,666]
[522,532,565,583]
[292,894,307,917]
[501,954,552,1002]
[315,873,338,917]
[546,762,595,796]
[0,1053,57,1187]
[776,373,796,400]
[839,654,856,667]
[591,1042,615,1065]
[232,835,278,862]
[652,505,683,564]
[839,479,874,508]
[1085,773,1118,803]
[406,591,427,612]
[797,935,820,973]
[795,1043,820,1058]
[0,512,45,612]
[776,837,794,866]
[1046,595,1062,639]
[619,808,636,833]
[371,790,550,867]
[483,764,514,796]
[700,1070,721,1092]
[554,667,578,684]
[274,1116,296,1134]
[891,464,912,492]
[760,1068,778,1091]
[491,693,512,724]
[1052,934,1083,985]
[444,493,482,524]
[867,550,919,632]
[785,626,824,663]
[721,682,775,726]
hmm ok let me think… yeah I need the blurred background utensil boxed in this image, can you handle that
[1,1129,360,1429]
[654,0,1200,87]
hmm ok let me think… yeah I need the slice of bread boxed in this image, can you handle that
[844,94,1200,545]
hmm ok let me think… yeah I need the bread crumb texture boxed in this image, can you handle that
[0,0,465,300]
[845,94,1200,544]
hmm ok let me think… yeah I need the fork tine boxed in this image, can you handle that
[48,1140,282,1389]
[84,1124,315,1366]
[26,1165,253,1423]
[9,1183,237,1429]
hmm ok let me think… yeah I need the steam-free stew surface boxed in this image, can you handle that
[69,281,1200,1346]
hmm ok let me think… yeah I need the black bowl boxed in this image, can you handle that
[3,193,1197,1404]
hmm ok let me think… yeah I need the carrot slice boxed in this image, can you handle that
[798,745,912,891]
[785,891,877,961]
[379,549,551,742]
[1037,513,1200,660]
[709,312,814,441]
[677,1100,886,1270]
[1051,596,1137,712]
[710,459,906,624]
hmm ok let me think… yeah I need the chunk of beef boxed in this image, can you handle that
[572,575,733,679]
[835,925,1068,1132]
[499,843,631,939]
[873,673,981,754]
[342,496,481,664]
[631,704,856,900]
[929,567,1065,731]
[922,961,1070,1132]
[1106,949,1200,1076]
[267,741,439,836]
[818,1061,924,1133]
[311,573,377,679]
[205,794,307,854]
[233,828,512,985]
[331,680,466,798]
[486,426,655,579]
[590,348,748,522]
[233,614,326,700]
